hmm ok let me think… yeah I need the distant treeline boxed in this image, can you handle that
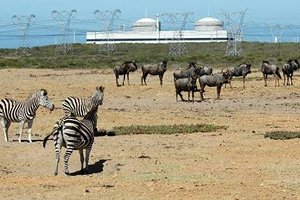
[0,42,300,69]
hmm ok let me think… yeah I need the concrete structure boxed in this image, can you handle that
[86,16,228,44]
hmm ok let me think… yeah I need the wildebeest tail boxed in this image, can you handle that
[276,67,282,79]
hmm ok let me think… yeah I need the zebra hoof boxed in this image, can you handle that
[65,171,70,176]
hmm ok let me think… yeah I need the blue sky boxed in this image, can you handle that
[0,0,299,48]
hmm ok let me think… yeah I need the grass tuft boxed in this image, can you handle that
[112,124,227,135]
[264,131,300,140]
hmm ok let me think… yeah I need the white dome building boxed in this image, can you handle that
[194,17,224,31]
[132,17,158,32]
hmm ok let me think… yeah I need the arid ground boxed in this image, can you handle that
[0,68,299,200]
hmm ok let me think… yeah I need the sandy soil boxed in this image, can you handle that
[0,68,299,200]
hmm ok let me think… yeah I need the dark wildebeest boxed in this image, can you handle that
[225,63,252,88]
[141,60,168,85]
[113,61,138,86]
[173,61,199,82]
[282,59,300,85]
[174,75,198,102]
[261,60,281,87]
[197,66,214,80]
[199,71,230,101]
[173,63,213,82]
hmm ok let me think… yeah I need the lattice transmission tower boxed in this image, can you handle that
[52,9,77,55]
[12,14,35,55]
[269,25,286,43]
[161,12,194,57]
[94,9,121,54]
[224,10,247,56]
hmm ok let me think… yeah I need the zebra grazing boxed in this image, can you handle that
[0,89,54,143]
[62,86,105,132]
[43,106,97,175]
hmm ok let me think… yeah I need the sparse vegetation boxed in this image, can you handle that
[265,131,300,140]
[112,123,227,135]
[1,42,300,69]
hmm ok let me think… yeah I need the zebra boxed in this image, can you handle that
[62,86,105,133]
[0,89,54,143]
[43,106,97,175]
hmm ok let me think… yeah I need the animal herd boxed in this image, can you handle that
[114,59,300,102]
[0,86,105,175]
[0,58,299,175]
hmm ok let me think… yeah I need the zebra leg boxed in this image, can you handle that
[64,147,74,175]
[84,146,92,173]
[18,121,25,143]
[54,131,63,175]
[54,147,61,176]
[1,119,11,142]
[27,120,33,143]
[79,149,84,172]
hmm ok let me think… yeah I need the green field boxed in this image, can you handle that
[0,42,300,69]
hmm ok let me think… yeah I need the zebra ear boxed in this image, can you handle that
[98,85,105,92]
[40,89,47,96]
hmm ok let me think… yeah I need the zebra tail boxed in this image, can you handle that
[43,133,52,148]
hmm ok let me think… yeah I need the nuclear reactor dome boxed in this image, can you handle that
[133,17,157,32]
[194,17,224,31]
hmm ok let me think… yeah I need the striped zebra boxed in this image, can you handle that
[62,86,104,132]
[0,89,54,143]
[43,106,97,175]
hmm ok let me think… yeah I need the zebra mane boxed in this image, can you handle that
[26,89,48,101]
[83,106,98,121]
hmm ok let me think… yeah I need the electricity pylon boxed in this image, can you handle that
[52,9,77,55]
[12,14,35,55]
[224,9,247,56]
[94,9,121,54]
[161,12,193,57]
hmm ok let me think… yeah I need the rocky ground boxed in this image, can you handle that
[0,68,299,200]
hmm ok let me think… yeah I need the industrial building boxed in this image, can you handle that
[86,16,228,44]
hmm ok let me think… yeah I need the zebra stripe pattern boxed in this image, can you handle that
[43,107,97,175]
[0,89,54,142]
[62,86,104,131]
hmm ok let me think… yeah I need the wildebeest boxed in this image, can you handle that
[199,71,230,101]
[198,65,213,77]
[173,61,199,82]
[225,63,252,88]
[173,62,213,82]
[174,75,198,102]
[261,60,281,87]
[282,59,300,85]
[141,60,168,85]
[113,61,138,86]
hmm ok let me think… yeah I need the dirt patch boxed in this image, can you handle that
[0,68,299,199]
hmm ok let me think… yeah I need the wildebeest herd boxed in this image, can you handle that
[114,59,300,102]
[0,58,299,175]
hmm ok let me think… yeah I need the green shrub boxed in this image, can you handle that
[265,131,300,140]
[112,124,227,135]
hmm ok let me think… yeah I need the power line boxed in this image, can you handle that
[51,9,77,55]
[12,14,35,54]
[94,9,121,54]
[160,12,194,57]
[224,9,247,57]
